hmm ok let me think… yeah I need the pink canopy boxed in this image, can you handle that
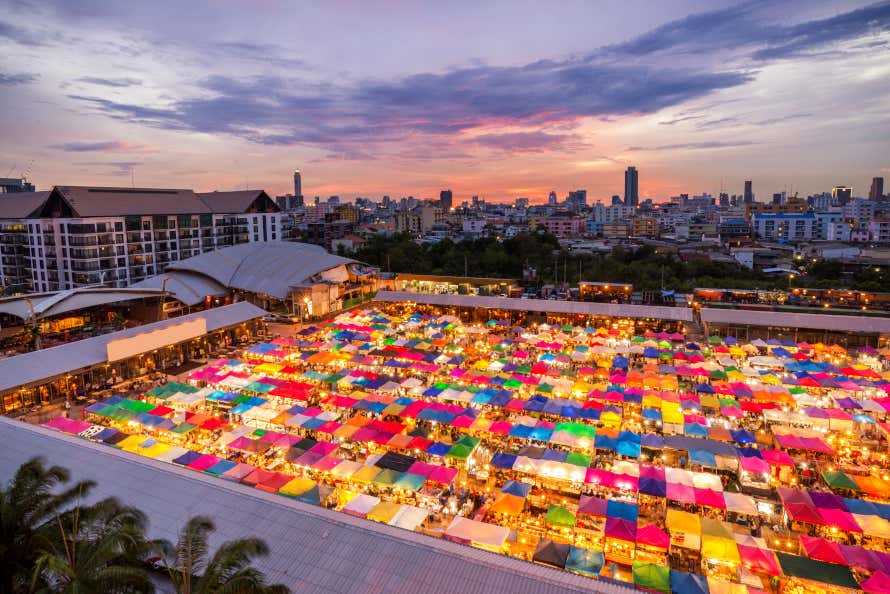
[862,571,890,594]
[428,466,458,485]
[762,449,795,467]
[738,544,781,576]
[801,535,846,565]
[407,461,436,477]
[740,456,771,474]
[694,488,726,509]
[188,454,220,472]
[819,508,862,533]
[604,517,637,542]
[636,524,670,549]
[43,417,92,435]
[666,482,696,504]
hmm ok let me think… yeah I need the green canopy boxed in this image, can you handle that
[708,335,723,344]
[117,399,155,413]
[632,561,670,593]
[536,383,553,393]
[446,444,474,460]
[565,452,592,467]
[503,379,522,389]
[709,369,728,380]
[455,435,481,448]
[545,504,576,527]
[394,473,426,491]
[821,470,861,491]
[372,468,403,486]
[170,423,196,434]
[555,422,596,438]
[775,552,858,590]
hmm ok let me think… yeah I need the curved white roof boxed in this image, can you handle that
[167,242,356,300]
[0,288,165,321]
[132,242,359,304]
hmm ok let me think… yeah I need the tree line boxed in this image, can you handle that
[1,457,289,594]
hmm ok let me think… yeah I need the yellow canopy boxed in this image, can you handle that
[351,465,382,484]
[118,434,148,452]
[666,509,701,535]
[279,476,316,497]
[701,535,740,564]
[367,500,403,524]
[138,442,171,458]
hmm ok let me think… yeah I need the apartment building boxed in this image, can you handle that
[751,212,816,241]
[0,186,281,293]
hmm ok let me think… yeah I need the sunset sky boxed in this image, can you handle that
[2,0,889,203]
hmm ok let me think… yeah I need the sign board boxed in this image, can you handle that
[106,318,207,362]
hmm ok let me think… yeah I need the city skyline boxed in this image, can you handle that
[1,1,889,201]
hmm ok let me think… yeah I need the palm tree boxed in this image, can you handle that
[153,516,288,594]
[32,497,153,593]
[0,457,96,593]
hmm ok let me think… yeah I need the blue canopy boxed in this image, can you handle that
[639,477,667,497]
[607,500,639,522]
[565,547,604,577]
[502,480,531,497]
[670,570,709,594]
[689,449,717,468]
[490,453,517,469]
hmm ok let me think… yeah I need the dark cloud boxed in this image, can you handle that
[607,0,890,61]
[658,115,705,126]
[51,140,154,152]
[0,72,38,85]
[58,2,888,160]
[752,2,890,60]
[68,62,752,156]
[75,160,143,175]
[471,131,584,153]
[76,76,142,87]
[0,19,46,46]
[626,141,760,152]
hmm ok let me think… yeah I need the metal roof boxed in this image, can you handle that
[0,191,51,218]
[0,302,267,393]
[700,307,890,333]
[194,190,278,213]
[55,186,211,216]
[164,242,356,300]
[0,418,630,594]
[0,288,165,321]
[374,291,694,322]
[130,273,228,306]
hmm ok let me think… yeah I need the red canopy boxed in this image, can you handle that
[800,535,846,565]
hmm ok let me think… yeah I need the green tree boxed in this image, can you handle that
[0,457,97,593]
[32,497,153,593]
[153,516,288,594]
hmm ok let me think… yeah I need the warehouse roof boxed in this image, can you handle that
[0,302,266,393]
[374,291,694,322]
[700,307,890,333]
[0,288,165,321]
[0,418,630,594]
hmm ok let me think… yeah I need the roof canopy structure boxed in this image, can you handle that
[132,242,360,304]
[0,288,165,321]
[701,307,890,334]
[0,301,266,393]
[373,291,694,322]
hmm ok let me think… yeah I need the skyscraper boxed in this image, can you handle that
[439,189,453,210]
[832,185,852,204]
[624,166,639,208]
[293,170,304,207]
[870,177,884,200]
[744,180,753,204]
[548,191,557,205]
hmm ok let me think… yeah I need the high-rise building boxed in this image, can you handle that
[624,166,639,208]
[743,180,753,204]
[548,191,557,205]
[832,185,852,204]
[292,170,304,207]
[869,177,884,200]
[567,189,587,209]
[439,189,453,210]
[0,186,282,292]
[0,177,35,193]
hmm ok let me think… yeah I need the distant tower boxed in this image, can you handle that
[744,180,753,204]
[870,177,884,200]
[548,191,557,205]
[439,189,453,210]
[293,170,304,207]
[832,185,852,205]
[624,166,639,208]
